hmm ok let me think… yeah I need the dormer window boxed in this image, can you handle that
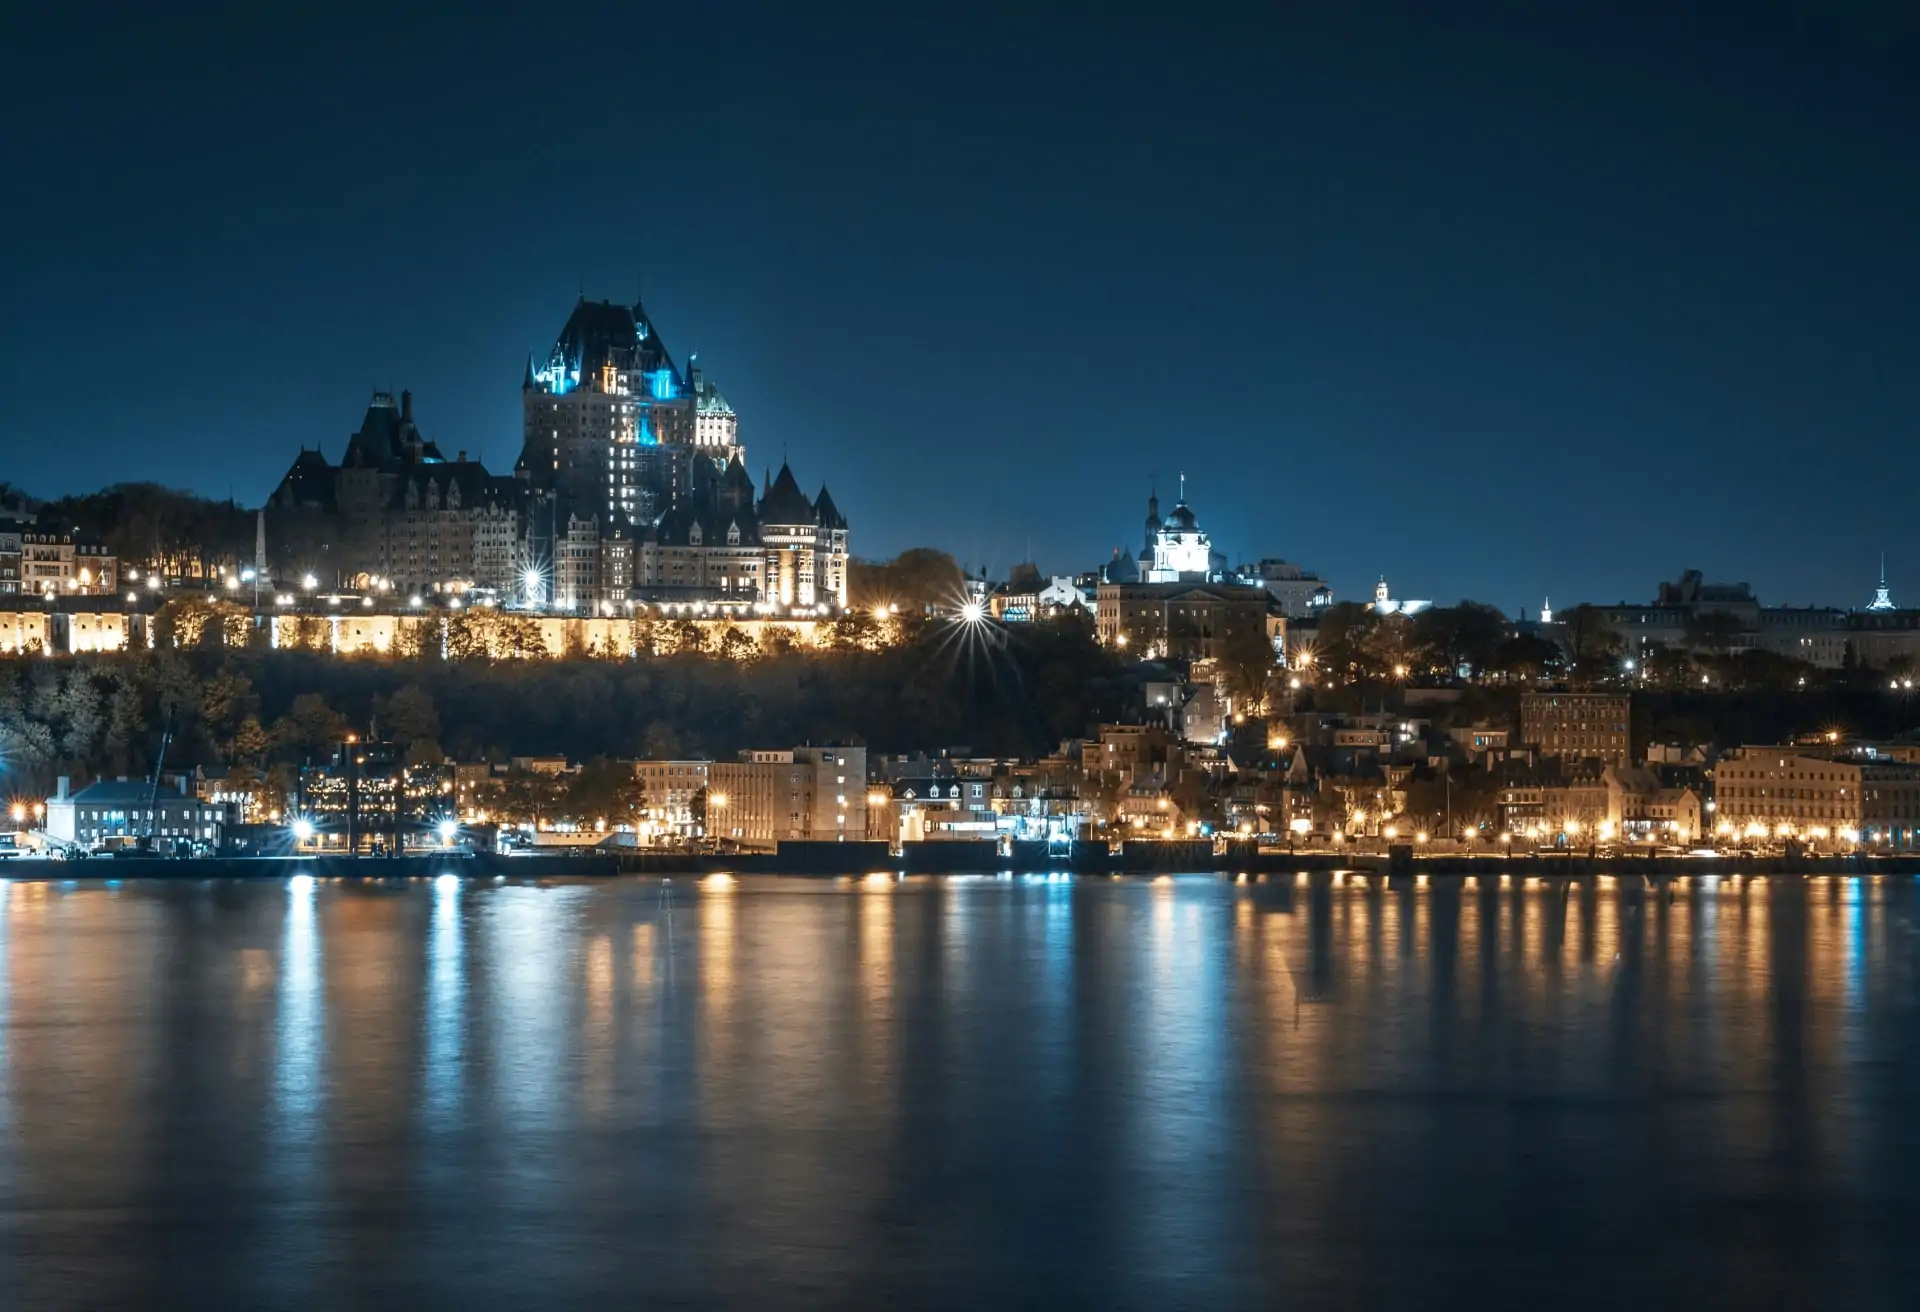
[689,523,703,546]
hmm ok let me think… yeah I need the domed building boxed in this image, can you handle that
[1122,477,1228,583]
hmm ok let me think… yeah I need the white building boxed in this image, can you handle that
[1371,575,1431,617]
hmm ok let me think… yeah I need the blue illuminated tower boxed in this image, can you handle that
[517,296,699,528]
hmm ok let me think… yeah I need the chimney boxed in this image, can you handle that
[56,776,69,801]
[457,449,467,463]
[401,390,413,422]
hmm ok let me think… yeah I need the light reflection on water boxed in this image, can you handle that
[0,872,1917,1308]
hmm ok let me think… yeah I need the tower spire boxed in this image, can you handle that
[1869,553,1896,610]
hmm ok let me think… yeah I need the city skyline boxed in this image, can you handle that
[4,4,1914,610]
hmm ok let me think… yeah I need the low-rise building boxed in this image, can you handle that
[45,775,228,852]
[709,746,868,850]
[11,526,117,597]
[632,759,710,836]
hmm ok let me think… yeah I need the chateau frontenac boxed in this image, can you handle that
[268,294,848,612]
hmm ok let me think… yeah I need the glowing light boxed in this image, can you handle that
[1289,818,1311,835]
[437,819,458,844]
[302,574,317,591]
[959,601,985,623]
[291,818,315,843]
[1384,825,1398,840]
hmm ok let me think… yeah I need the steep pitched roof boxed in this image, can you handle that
[342,391,440,470]
[273,448,338,511]
[533,297,683,392]
[651,499,759,549]
[758,462,817,527]
[814,483,846,531]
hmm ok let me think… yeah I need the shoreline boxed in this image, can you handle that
[2,850,1918,879]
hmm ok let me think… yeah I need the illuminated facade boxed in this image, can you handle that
[709,746,869,850]
[516,297,849,611]
[1370,575,1431,617]
[1109,478,1228,584]
[0,521,117,597]
[1717,746,1920,845]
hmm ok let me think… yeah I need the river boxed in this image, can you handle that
[0,872,1916,1308]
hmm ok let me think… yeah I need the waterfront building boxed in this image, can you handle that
[631,759,711,836]
[1520,691,1632,766]
[884,776,998,843]
[44,775,227,853]
[708,746,869,849]
[1715,746,1920,845]
[295,740,457,853]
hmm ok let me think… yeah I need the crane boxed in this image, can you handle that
[141,705,175,853]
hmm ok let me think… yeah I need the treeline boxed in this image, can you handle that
[34,483,255,571]
[0,612,1131,796]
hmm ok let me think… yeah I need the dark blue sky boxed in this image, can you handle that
[4,2,1915,610]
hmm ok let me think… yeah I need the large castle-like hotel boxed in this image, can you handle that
[268,295,849,612]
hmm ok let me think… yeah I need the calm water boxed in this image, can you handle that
[1,872,1918,1309]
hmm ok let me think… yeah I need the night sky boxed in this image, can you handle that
[4,2,1915,611]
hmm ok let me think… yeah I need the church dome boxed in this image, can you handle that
[1164,502,1198,531]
